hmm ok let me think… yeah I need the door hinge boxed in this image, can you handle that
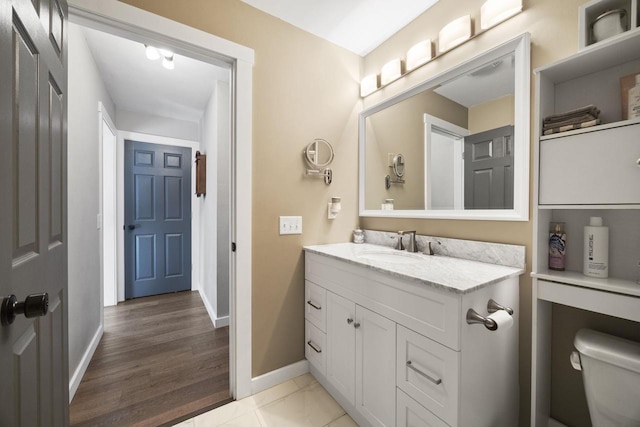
[231,242,236,252]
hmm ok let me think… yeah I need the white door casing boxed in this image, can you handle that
[67,0,254,399]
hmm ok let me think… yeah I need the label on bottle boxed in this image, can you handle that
[549,232,566,271]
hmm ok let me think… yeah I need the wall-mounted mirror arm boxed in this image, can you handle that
[304,138,335,185]
[385,174,405,189]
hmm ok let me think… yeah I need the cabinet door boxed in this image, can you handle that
[356,306,397,427]
[326,291,356,405]
[539,123,640,205]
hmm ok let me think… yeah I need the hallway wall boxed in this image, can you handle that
[67,22,116,390]
[116,108,200,141]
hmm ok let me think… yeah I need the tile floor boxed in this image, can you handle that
[174,374,358,427]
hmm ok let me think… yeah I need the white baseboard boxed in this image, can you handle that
[69,324,103,403]
[214,315,229,328]
[548,418,568,427]
[251,359,310,395]
[198,290,229,328]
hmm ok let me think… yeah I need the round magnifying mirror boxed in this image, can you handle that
[393,153,405,177]
[304,139,334,168]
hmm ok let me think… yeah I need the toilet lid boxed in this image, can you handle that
[574,329,640,373]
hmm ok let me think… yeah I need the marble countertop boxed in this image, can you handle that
[304,243,524,294]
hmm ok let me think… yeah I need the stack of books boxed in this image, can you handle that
[543,105,600,135]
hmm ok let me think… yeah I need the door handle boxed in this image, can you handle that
[1,293,49,326]
[127,224,140,230]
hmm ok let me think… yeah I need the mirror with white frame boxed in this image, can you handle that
[359,33,530,221]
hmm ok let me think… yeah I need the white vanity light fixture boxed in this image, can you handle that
[162,54,175,70]
[145,44,160,60]
[380,58,403,86]
[328,197,341,220]
[438,15,472,53]
[480,0,522,30]
[406,40,433,71]
[360,74,379,97]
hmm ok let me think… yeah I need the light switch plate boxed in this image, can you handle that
[279,216,302,235]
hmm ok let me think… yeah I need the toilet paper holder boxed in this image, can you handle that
[466,299,514,331]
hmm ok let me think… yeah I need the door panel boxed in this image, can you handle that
[356,306,396,427]
[464,125,514,209]
[1,0,68,425]
[125,140,192,299]
[326,291,356,405]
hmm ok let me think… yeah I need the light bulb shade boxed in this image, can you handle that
[360,74,379,97]
[162,56,175,70]
[439,15,472,53]
[145,45,160,60]
[480,0,522,30]
[406,40,433,71]
[380,58,402,86]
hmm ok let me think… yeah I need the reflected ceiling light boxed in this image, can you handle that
[158,48,173,57]
[145,45,160,60]
[406,40,433,71]
[380,58,402,86]
[481,0,522,30]
[439,15,472,53]
[162,54,175,70]
[360,74,379,97]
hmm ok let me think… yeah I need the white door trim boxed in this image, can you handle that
[68,0,254,399]
[99,102,118,308]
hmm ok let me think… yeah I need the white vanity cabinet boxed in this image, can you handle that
[304,247,521,427]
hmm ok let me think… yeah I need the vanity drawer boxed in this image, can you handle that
[305,320,326,375]
[305,280,326,332]
[397,325,460,427]
[397,389,449,427]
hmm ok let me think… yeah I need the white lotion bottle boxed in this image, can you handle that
[583,216,609,278]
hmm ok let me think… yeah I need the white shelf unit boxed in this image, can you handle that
[531,29,640,427]
[579,0,640,49]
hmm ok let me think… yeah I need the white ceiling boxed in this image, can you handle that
[81,25,230,123]
[434,54,515,107]
[239,0,439,56]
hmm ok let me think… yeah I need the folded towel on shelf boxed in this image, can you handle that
[543,104,600,125]
[542,113,600,130]
[543,119,601,135]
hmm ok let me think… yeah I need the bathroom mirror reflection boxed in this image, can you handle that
[359,33,530,221]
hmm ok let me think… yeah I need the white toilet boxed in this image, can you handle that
[570,328,640,427]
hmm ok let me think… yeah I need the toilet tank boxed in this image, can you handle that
[573,329,640,427]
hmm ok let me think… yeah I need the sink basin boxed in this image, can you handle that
[356,250,424,264]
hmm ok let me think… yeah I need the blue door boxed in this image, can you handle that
[124,140,192,299]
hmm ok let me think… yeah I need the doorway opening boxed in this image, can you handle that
[66,0,253,422]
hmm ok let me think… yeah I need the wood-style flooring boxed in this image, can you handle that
[69,291,231,427]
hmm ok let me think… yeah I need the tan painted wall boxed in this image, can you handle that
[121,0,361,377]
[365,90,467,210]
[468,95,514,134]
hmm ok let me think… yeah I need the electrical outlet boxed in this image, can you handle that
[279,216,302,235]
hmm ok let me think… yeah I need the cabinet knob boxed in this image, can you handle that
[353,322,361,329]
[346,318,353,325]
[636,157,640,167]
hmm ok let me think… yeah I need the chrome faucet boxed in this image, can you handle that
[397,230,417,252]
[424,239,441,255]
